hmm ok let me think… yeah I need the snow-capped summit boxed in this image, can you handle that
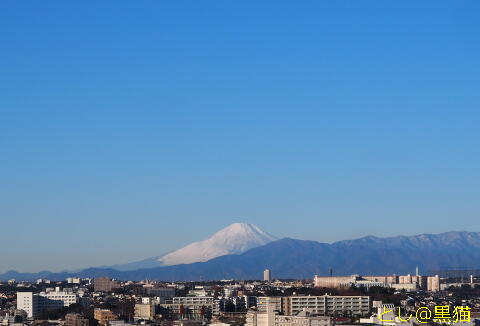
[157,222,277,266]
[107,222,277,271]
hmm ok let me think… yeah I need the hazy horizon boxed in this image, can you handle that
[1,226,479,274]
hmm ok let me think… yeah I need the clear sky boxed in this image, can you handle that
[1,1,479,273]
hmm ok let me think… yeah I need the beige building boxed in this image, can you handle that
[134,303,155,320]
[427,275,440,292]
[246,304,276,326]
[94,308,117,325]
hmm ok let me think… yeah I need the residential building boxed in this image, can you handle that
[427,275,440,292]
[17,288,78,318]
[283,295,370,316]
[314,274,427,291]
[246,304,275,326]
[313,276,355,288]
[94,277,119,292]
[94,309,117,325]
[247,304,331,326]
[264,269,271,282]
[134,303,156,321]
[65,313,89,326]
[257,297,282,312]
[147,287,176,302]
[160,297,214,320]
[66,278,81,284]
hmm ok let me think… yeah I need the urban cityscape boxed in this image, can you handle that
[2,223,480,326]
[2,267,480,326]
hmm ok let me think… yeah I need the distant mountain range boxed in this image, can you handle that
[2,225,480,281]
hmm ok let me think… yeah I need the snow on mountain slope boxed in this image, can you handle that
[157,222,277,266]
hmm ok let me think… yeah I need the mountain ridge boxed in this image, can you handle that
[2,230,480,281]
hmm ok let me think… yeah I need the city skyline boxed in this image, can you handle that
[2,1,480,273]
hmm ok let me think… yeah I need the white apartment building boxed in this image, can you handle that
[264,269,272,282]
[17,288,78,318]
[17,292,36,318]
[284,295,370,316]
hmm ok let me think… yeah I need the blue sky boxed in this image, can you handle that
[1,1,479,273]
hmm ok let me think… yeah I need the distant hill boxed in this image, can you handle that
[2,231,480,281]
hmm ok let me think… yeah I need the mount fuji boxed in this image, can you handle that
[110,222,277,271]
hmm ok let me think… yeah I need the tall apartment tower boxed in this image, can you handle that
[263,269,271,282]
[427,275,440,292]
